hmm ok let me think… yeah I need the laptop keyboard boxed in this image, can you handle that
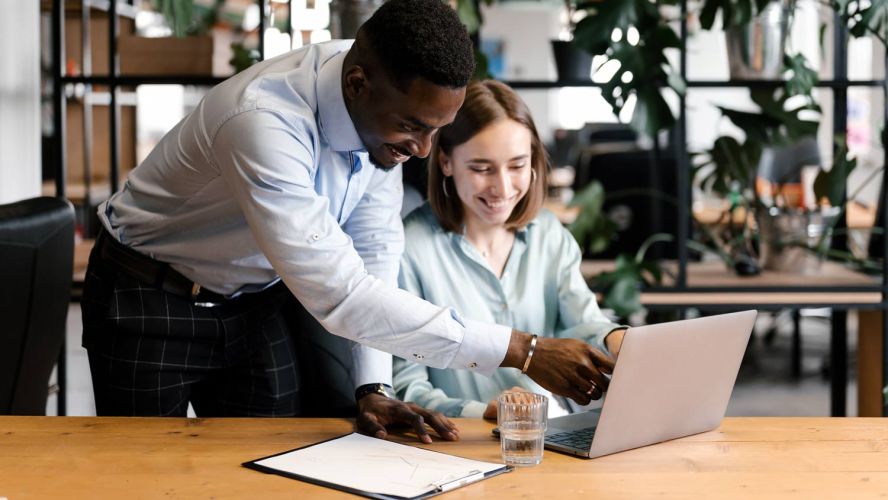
[547,427,596,449]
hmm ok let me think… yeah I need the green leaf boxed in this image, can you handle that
[455,0,481,34]
[572,0,682,137]
[602,276,642,318]
[569,181,617,255]
[784,53,819,98]
[814,135,859,207]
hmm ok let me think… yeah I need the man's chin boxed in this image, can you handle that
[368,151,400,171]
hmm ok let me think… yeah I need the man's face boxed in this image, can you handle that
[345,70,466,169]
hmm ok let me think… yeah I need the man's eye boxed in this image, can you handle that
[400,123,418,133]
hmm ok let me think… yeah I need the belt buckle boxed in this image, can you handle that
[192,283,222,308]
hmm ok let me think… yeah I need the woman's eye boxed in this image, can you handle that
[510,163,527,170]
[469,166,489,173]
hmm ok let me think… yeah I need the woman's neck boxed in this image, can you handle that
[463,217,515,276]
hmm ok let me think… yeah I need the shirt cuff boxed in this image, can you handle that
[351,344,393,388]
[460,400,489,418]
[446,316,511,376]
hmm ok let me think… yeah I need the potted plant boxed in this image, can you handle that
[551,0,596,81]
[118,0,220,76]
[572,0,686,139]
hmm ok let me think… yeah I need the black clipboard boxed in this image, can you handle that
[243,433,512,499]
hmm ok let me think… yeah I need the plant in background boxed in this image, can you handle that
[569,180,669,319]
[572,0,686,138]
[229,42,261,74]
[153,0,224,37]
[691,86,821,269]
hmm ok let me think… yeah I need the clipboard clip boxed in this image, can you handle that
[430,469,486,493]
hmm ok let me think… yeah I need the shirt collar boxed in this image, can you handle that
[317,49,364,152]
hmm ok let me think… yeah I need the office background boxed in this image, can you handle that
[1,0,885,417]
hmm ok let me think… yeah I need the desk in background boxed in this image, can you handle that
[1,416,887,498]
[583,260,884,417]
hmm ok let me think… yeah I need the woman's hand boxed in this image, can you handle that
[483,386,530,420]
[605,328,627,358]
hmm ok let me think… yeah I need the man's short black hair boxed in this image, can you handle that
[359,0,475,90]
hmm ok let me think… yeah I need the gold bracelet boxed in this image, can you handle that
[521,334,538,374]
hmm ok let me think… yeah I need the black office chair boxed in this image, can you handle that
[0,197,74,415]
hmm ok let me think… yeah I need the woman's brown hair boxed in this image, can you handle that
[428,80,549,232]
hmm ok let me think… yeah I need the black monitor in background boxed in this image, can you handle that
[572,143,681,261]
[550,123,637,168]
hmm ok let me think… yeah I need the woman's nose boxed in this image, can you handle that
[491,170,510,195]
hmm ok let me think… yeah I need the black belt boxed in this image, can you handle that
[95,228,229,304]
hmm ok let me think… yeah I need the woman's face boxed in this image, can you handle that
[440,119,534,229]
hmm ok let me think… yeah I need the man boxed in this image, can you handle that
[82,0,614,442]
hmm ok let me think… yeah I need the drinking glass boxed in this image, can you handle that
[497,391,548,466]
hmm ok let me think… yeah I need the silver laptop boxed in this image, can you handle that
[544,310,757,458]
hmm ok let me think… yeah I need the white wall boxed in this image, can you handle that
[0,0,41,204]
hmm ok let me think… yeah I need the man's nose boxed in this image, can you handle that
[412,130,435,159]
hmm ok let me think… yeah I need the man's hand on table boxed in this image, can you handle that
[356,393,459,444]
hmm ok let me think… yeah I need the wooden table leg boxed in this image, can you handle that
[857,310,884,417]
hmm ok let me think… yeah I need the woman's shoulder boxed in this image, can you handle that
[403,202,441,233]
[527,208,581,252]
[527,208,569,239]
[402,202,449,250]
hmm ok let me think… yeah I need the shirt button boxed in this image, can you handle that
[413,353,424,360]
[312,233,320,241]
[468,362,478,368]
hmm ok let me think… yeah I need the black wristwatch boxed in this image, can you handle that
[355,383,396,401]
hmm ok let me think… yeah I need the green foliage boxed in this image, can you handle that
[572,0,685,138]
[695,88,820,198]
[832,0,888,45]
[153,0,222,37]
[813,135,858,208]
[699,0,774,29]
[783,53,818,99]
[592,238,667,319]
[569,181,670,318]
[230,42,260,74]
[568,181,617,255]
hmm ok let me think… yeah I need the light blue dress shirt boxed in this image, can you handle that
[97,41,512,388]
[394,203,621,417]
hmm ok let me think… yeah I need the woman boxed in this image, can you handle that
[394,80,626,419]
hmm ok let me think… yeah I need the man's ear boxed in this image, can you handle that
[343,65,368,101]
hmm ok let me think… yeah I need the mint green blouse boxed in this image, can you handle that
[394,203,620,417]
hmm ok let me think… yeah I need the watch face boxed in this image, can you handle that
[379,385,397,399]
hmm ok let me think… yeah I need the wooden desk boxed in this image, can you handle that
[2,417,888,498]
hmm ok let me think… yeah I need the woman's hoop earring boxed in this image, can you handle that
[442,178,450,197]
[530,169,537,183]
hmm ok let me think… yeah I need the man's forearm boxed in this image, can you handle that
[501,329,533,369]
